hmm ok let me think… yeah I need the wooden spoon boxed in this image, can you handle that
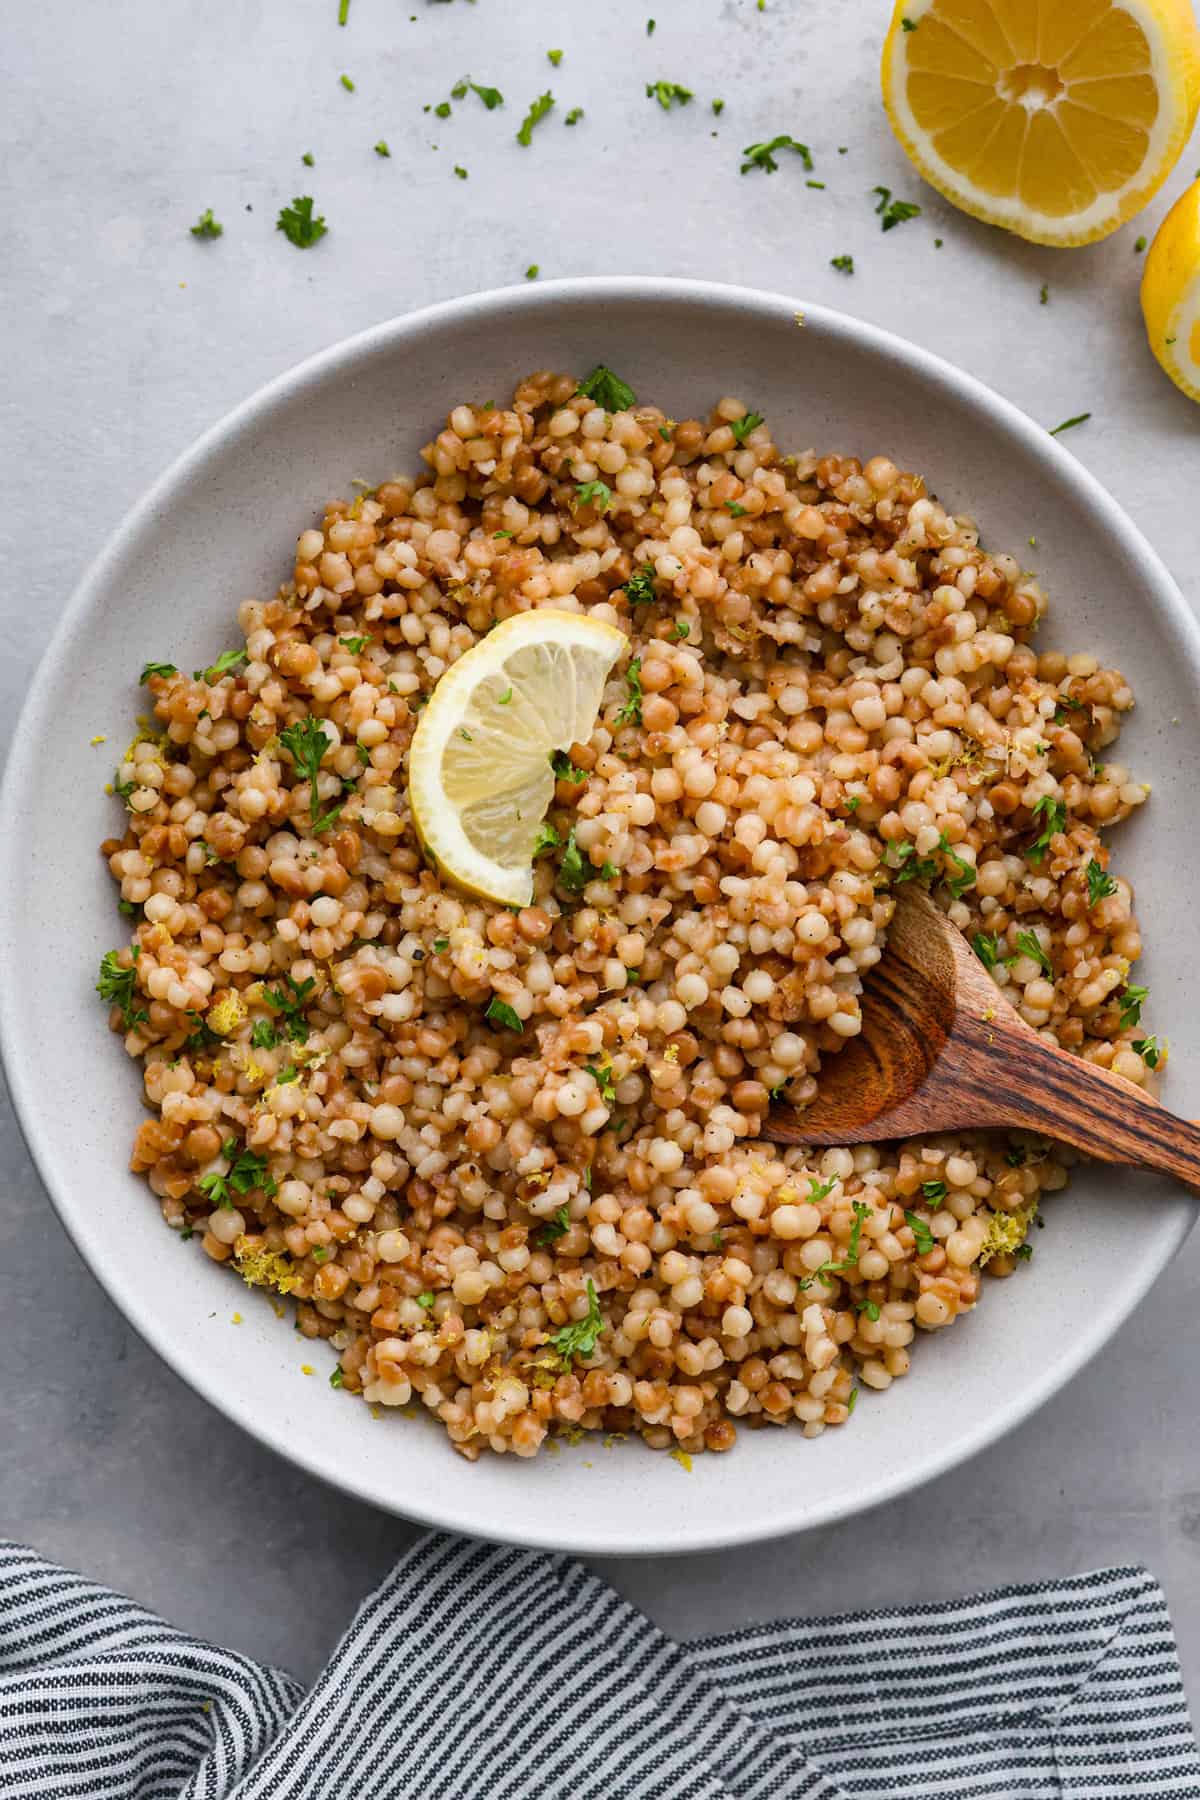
[764,883,1200,1190]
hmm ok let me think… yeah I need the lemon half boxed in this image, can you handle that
[1142,178,1200,402]
[408,609,629,907]
[882,0,1200,246]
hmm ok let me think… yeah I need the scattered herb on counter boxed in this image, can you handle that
[565,107,584,125]
[517,90,555,144]
[302,151,315,166]
[741,135,812,174]
[646,79,693,109]
[1135,234,1147,252]
[872,185,921,229]
[338,0,350,20]
[470,80,504,108]
[374,140,390,157]
[1049,412,1091,435]
[453,165,468,179]
[340,73,355,91]
[831,254,854,273]
[277,196,328,248]
[712,98,725,115]
[1040,283,1049,304]
[547,48,563,65]
[190,208,223,240]
[525,263,540,278]
[646,17,656,32]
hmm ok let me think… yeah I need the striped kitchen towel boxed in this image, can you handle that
[1,1535,1196,1798]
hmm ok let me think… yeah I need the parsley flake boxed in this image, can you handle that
[624,563,657,606]
[198,648,247,683]
[1133,1035,1162,1069]
[741,135,812,174]
[730,410,764,444]
[1049,412,1091,436]
[831,254,855,273]
[96,948,146,1030]
[1085,858,1118,906]
[517,90,555,145]
[872,185,921,229]
[565,107,584,125]
[614,657,643,727]
[1015,929,1053,978]
[1027,795,1066,864]
[486,996,523,1031]
[190,208,223,241]
[279,715,339,832]
[548,1278,605,1367]
[276,196,327,249]
[575,478,612,512]
[374,140,390,157]
[576,364,637,410]
[905,1210,935,1254]
[140,661,178,683]
[537,1204,571,1245]
[558,826,588,892]
[1119,983,1148,1030]
[646,79,693,110]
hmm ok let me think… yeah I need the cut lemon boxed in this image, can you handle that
[881,0,1200,246]
[1141,178,1200,401]
[407,609,629,907]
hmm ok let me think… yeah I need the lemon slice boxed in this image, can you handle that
[881,0,1200,246]
[1142,178,1200,402]
[408,609,629,906]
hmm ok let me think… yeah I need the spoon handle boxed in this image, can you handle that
[957,1012,1200,1194]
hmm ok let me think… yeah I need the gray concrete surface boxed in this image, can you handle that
[3,0,1199,1695]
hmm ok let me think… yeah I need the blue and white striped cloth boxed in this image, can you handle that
[2,1534,1197,1798]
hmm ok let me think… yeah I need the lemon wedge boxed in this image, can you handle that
[407,609,629,906]
[1142,178,1200,402]
[881,0,1200,246]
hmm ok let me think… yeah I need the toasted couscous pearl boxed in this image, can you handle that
[104,370,1148,1463]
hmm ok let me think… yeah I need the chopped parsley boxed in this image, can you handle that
[741,135,812,174]
[857,1299,881,1321]
[198,648,247,683]
[565,107,584,125]
[533,820,561,856]
[669,620,690,640]
[830,254,855,273]
[279,715,339,832]
[469,81,504,109]
[1085,858,1118,906]
[525,263,540,279]
[453,165,469,180]
[485,996,523,1031]
[1027,794,1066,864]
[416,1291,436,1311]
[548,1278,605,1366]
[1049,412,1091,436]
[1015,929,1053,978]
[646,16,655,31]
[972,931,1006,973]
[624,563,658,606]
[558,826,588,892]
[329,1366,345,1388]
[338,0,350,20]
[1133,1035,1162,1069]
[434,100,452,118]
[921,1179,947,1204]
[302,151,315,166]
[585,1061,617,1104]
[250,1018,279,1050]
[497,686,513,705]
[517,90,555,145]
[1040,283,1049,304]
[340,73,355,91]
[712,98,725,115]
[276,196,328,249]
[537,1204,571,1245]
[901,14,918,26]
[547,48,563,65]
[888,832,975,897]
[432,936,450,953]
[140,661,178,683]
[646,79,693,110]
[550,749,587,783]
[263,972,317,1042]
[576,364,637,411]
[871,185,922,230]
[614,657,643,727]
[1135,234,1147,253]
[96,948,146,1030]
[729,410,764,444]
[198,1138,276,1209]
[374,140,390,157]
[807,1174,838,1203]
[726,500,747,516]
[1119,983,1148,1030]
[190,208,223,240]
[575,478,612,512]
[339,634,371,653]
[905,1210,935,1254]
[846,1386,858,1413]
[275,1065,300,1085]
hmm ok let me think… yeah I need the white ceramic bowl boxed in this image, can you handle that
[3,278,1196,1555]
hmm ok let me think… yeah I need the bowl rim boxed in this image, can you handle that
[2,275,1196,1555]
